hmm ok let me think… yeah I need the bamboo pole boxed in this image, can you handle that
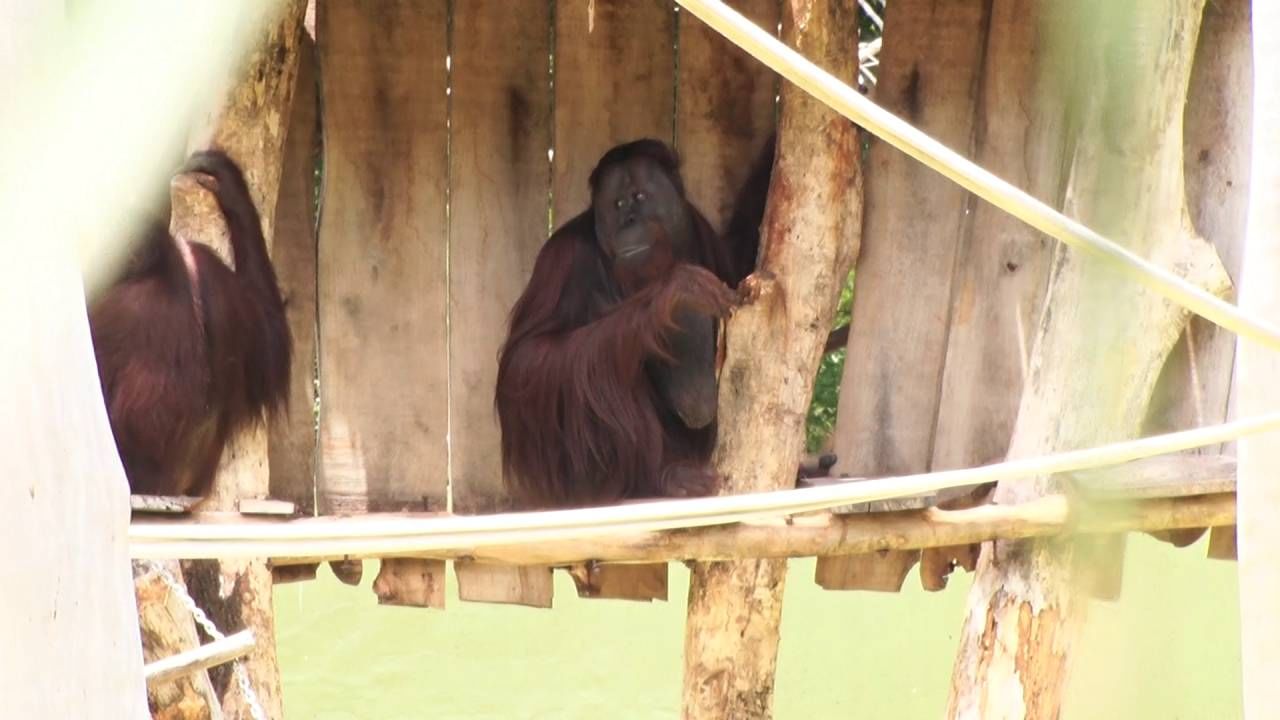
[129,493,1235,566]
[673,0,1280,350]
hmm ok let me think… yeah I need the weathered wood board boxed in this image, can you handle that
[317,0,450,607]
[448,0,556,608]
[820,0,991,592]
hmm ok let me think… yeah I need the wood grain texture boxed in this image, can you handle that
[316,0,449,514]
[924,0,1073,591]
[448,0,555,607]
[269,32,320,517]
[316,0,450,608]
[819,0,992,593]
[552,0,677,602]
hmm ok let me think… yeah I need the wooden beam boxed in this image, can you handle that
[132,492,1235,573]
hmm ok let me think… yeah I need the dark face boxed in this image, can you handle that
[592,156,695,291]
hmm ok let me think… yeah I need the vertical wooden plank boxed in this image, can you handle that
[1145,0,1252,560]
[449,0,555,608]
[923,0,1068,591]
[818,0,991,592]
[317,0,450,606]
[553,0,677,225]
[552,0,677,601]
[269,32,319,519]
[676,0,779,230]
[1236,3,1280,710]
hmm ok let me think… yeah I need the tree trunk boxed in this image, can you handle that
[681,1,862,717]
[1236,2,1280,713]
[135,563,225,720]
[177,3,307,717]
[946,2,1229,718]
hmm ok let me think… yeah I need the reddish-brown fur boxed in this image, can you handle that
[88,150,291,497]
[495,140,759,508]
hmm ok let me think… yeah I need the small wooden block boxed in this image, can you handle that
[569,563,668,602]
[815,550,920,593]
[455,562,553,608]
[329,559,363,586]
[271,563,319,585]
[372,558,446,609]
[1207,525,1238,560]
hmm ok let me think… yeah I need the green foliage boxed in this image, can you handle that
[805,270,855,453]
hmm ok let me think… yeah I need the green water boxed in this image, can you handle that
[276,535,1241,719]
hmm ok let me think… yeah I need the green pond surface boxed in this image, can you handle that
[277,535,1241,719]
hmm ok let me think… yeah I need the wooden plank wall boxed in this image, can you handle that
[316,0,450,607]
[266,0,777,607]
[448,0,555,608]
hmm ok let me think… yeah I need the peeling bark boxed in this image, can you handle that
[946,3,1226,718]
[681,1,862,717]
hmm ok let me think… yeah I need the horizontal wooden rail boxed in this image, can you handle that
[143,629,255,685]
[130,490,1234,567]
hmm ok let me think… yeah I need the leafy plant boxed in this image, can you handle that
[805,270,855,453]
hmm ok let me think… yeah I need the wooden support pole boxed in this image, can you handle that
[1236,1,1280,711]
[175,3,308,717]
[946,3,1226,717]
[681,1,862,716]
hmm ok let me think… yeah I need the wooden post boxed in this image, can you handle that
[552,0,677,601]
[946,2,1228,717]
[448,0,555,608]
[817,0,991,593]
[177,3,308,717]
[682,1,861,716]
[315,0,450,605]
[1144,0,1253,556]
[1236,1,1280,711]
[0,4,147,714]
